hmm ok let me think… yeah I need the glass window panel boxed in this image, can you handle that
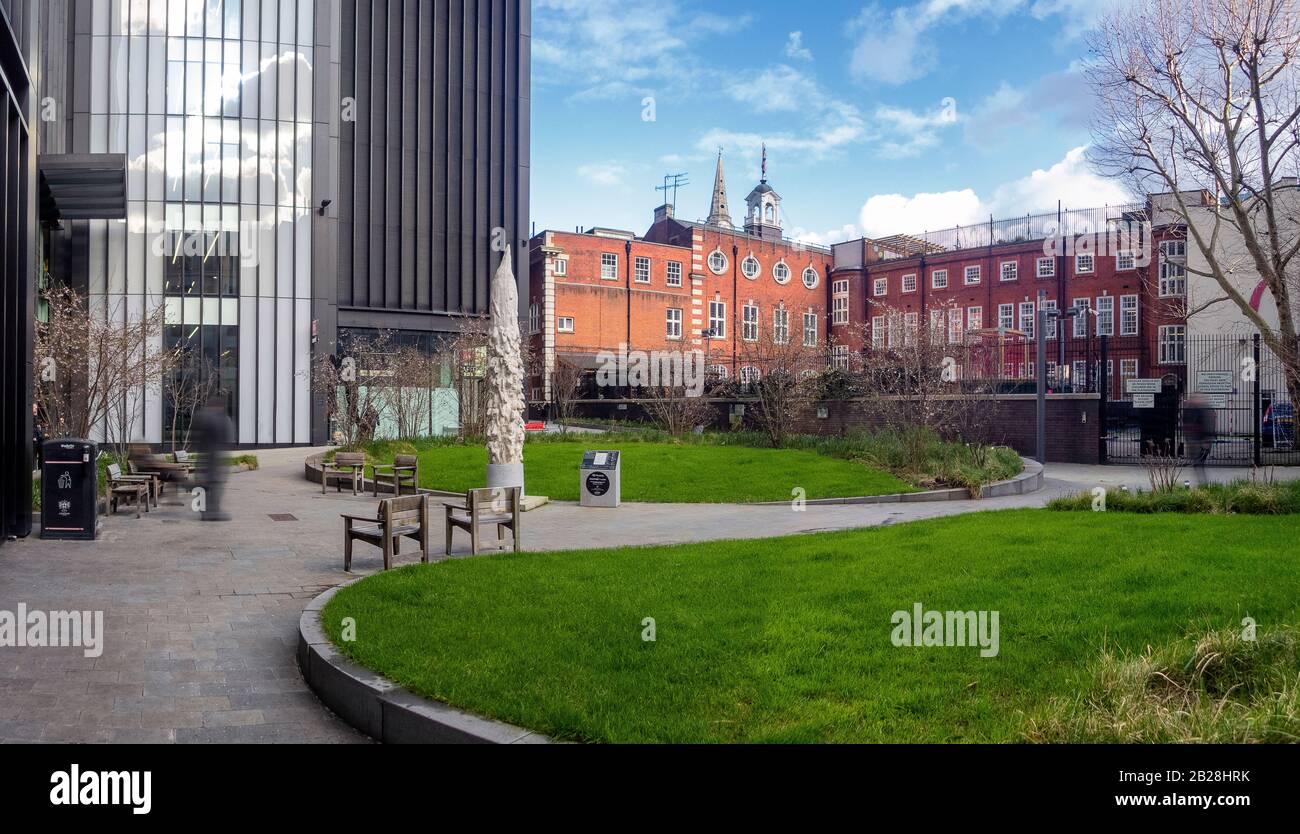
[297,0,311,44]
[111,0,128,34]
[167,0,186,35]
[277,47,294,121]
[108,221,127,295]
[147,115,166,199]
[206,0,224,37]
[225,0,241,39]
[92,0,111,34]
[127,202,146,295]
[240,47,259,119]
[258,205,276,296]
[294,122,310,207]
[146,203,165,295]
[296,46,311,123]
[150,0,169,35]
[108,115,127,153]
[89,115,109,153]
[185,59,203,115]
[91,37,109,113]
[127,115,146,200]
[259,42,277,120]
[261,0,278,43]
[277,122,293,206]
[187,0,205,37]
[258,120,276,204]
[239,119,258,203]
[185,116,203,200]
[242,0,258,42]
[131,0,149,34]
[129,37,148,112]
[148,37,166,113]
[279,0,294,45]
[164,116,183,199]
[276,206,292,296]
[166,59,185,114]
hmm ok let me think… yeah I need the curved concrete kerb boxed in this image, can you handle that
[752,456,1043,506]
[298,582,552,744]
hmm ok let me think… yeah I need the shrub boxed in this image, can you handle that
[1026,625,1300,743]
[1049,479,1300,515]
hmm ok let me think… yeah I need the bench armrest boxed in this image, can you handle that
[341,513,380,529]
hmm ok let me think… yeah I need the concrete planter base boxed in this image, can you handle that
[298,583,552,744]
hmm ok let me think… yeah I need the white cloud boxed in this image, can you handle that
[846,0,1118,85]
[577,163,628,187]
[873,101,960,158]
[856,146,1130,237]
[964,65,1094,150]
[790,223,861,246]
[534,0,752,100]
[785,31,813,61]
[727,66,824,113]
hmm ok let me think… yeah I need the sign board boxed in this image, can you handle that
[580,450,621,508]
[1132,393,1156,409]
[1126,378,1162,394]
[1207,393,1229,409]
[1197,370,1235,394]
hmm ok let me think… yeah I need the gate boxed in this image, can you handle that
[1102,334,1299,466]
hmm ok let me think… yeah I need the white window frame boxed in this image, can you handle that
[666,261,682,287]
[1019,302,1036,338]
[708,249,728,275]
[832,279,849,295]
[998,303,1015,330]
[832,345,849,370]
[558,316,575,333]
[665,307,682,339]
[873,277,888,297]
[1116,250,1135,271]
[1120,358,1138,398]
[554,258,568,276]
[931,268,948,290]
[832,296,848,325]
[947,307,963,344]
[1159,325,1186,365]
[1159,260,1186,297]
[901,273,917,293]
[1075,253,1094,274]
[708,300,727,339]
[966,306,982,331]
[600,253,618,280]
[528,302,540,335]
[773,307,790,344]
[871,315,886,349]
[634,256,651,284]
[1000,261,1018,282]
[1120,294,1138,336]
[740,366,761,385]
[1072,299,1090,338]
[773,260,791,284]
[742,303,759,342]
[964,265,980,285]
[1095,295,1114,336]
[1041,299,1058,339]
[1036,256,1054,278]
[1160,240,1187,258]
[741,255,760,280]
[802,266,819,289]
[803,310,818,346]
[904,312,920,347]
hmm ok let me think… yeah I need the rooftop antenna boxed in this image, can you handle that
[655,172,690,209]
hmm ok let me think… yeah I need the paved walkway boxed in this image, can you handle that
[1,448,1294,743]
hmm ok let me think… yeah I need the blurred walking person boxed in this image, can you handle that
[1182,393,1216,487]
[192,391,234,521]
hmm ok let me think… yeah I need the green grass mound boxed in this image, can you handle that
[1026,626,1300,743]
[321,510,1300,743]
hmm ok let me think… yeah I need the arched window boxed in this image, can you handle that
[765,205,775,222]
[740,366,762,385]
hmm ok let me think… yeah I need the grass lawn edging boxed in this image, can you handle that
[750,456,1041,506]
[298,582,552,744]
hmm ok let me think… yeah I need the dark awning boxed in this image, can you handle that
[38,153,127,222]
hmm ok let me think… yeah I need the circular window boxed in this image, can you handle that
[802,266,819,289]
[741,255,760,279]
[773,261,791,284]
[708,249,729,275]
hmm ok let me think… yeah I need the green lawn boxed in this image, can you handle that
[384,439,916,503]
[322,510,1300,743]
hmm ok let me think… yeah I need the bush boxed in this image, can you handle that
[1048,479,1300,515]
[1026,625,1300,743]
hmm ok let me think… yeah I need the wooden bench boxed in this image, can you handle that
[342,495,431,571]
[106,464,151,518]
[445,487,521,556]
[173,450,199,472]
[322,452,366,495]
[372,454,419,497]
[127,453,192,497]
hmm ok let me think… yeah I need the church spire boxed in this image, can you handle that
[706,148,732,228]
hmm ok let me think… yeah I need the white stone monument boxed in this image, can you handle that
[485,246,526,493]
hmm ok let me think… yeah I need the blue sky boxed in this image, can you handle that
[529,0,1133,244]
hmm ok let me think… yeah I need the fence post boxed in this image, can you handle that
[1254,333,1262,466]
[1099,335,1109,464]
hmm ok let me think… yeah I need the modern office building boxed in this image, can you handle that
[35,0,530,447]
[0,0,38,545]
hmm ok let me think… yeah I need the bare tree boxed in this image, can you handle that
[1088,0,1300,405]
[163,346,219,451]
[736,310,824,448]
[35,285,179,461]
[548,357,586,432]
[312,330,397,448]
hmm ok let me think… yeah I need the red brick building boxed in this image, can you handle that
[529,154,1197,405]
[528,153,833,400]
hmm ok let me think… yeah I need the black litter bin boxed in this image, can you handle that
[41,438,99,540]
